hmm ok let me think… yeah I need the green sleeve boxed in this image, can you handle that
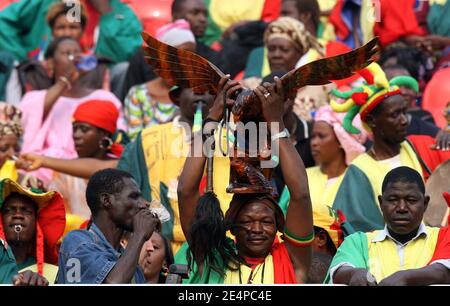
[117,132,151,201]
[324,232,369,283]
[95,0,142,62]
[0,242,18,284]
[332,165,384,232]
[243,47,265,79]
[0,0,53,60]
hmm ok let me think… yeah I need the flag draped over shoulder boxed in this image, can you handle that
[174,236,297,284]
[324,232,369,283]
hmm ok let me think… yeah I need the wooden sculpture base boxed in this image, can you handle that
[226,155,273,194]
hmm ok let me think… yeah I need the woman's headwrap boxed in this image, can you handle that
[0,103,22,138]
[73,100,126,157]
[313,204,343,248]
[315,105,367,165]
[330,62,419,133]
[0,179,66,275]
[225,194,285,233]
[264,16,324,56]
[73,100,119,134]
[156,19,196,47]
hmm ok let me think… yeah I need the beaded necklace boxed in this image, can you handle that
[238,260,266,284]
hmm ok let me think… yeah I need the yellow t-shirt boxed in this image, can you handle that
[307,166,345,246]
[224,254,274,284]
[141,121,233,253]
[366,227,440,282]
[351,141,423,208]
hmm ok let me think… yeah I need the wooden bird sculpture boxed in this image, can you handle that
[142,32,379,194]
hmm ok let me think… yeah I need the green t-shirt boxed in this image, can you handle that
[0,0,142,62]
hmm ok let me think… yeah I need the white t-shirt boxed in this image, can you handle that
[378,154,402,169]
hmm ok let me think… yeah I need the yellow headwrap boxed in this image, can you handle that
[264,16,324,56]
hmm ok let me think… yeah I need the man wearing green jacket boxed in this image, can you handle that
[0,0,142,63]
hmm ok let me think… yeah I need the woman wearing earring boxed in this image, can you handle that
[139,231,174,284]
[121,225,174,284]
[18,100,125,230]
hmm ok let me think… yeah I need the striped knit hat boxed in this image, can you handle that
[330,62,418,134]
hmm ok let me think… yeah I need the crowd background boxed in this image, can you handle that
[0,0,449,285]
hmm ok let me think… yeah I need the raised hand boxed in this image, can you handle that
[207,75,243,122]
[254,76,286,126]
[132,208,159,242]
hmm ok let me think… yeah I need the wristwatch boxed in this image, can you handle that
[271,128,290,141]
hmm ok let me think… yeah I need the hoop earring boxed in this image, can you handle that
[99,137,113,150]
[161,265,169,276]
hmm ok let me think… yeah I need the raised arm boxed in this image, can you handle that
[104,209,159,283]
[43,79,71,121]
[43,52,84,121]
[177,76,241,273]
[18,153,118,179]
[177,148,207,242]
[255,77,313,283]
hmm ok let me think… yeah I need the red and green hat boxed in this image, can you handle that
[330,63,418,134]
[0,179,66,275]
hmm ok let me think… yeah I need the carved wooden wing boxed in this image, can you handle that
[281,37,380,98]
[141,32,225,94]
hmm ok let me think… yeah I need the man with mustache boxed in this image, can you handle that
[327,166,450,286]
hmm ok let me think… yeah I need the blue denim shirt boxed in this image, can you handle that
[57,223,145,284]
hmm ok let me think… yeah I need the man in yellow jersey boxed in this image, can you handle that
[327,167,450,286]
